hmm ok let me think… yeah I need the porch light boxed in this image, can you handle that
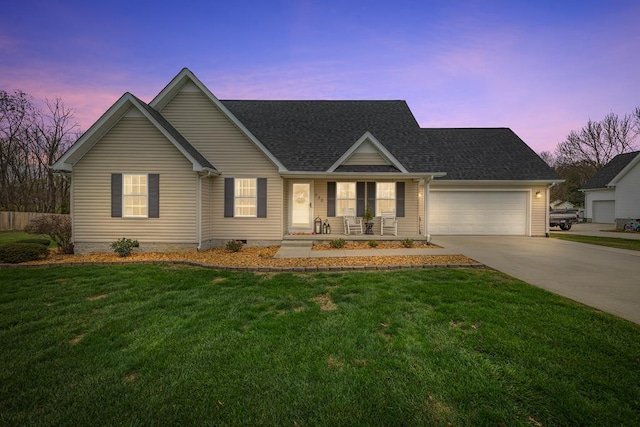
[314,217,323,234]
[536,191,541,198]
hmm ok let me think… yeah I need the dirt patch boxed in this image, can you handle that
[313,293,337,311]
[327,355,345,369]
[123,373,138,384]
[69,334,84,346]
[86,293,108,301]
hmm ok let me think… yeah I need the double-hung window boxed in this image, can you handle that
[336,182,356,216]
[234,178,257,217]
[123,174,148,217]
[376,182,396,215]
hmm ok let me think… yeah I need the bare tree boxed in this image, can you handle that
[539,150,556,167]
[0,90,78,213]
[556,111,638,170]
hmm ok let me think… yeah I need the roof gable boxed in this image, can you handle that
[52,94,216,173]
[150,68,286,171]
[327,132,408,173]
[582,151,640,189]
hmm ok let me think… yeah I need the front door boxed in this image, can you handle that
[290,182,313,231]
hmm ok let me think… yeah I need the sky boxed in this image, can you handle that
[1,0,639,154]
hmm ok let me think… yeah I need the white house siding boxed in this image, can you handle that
[614,161,640,219]
[584,189,615,222]
[72,116,198,253]
[159,86,283,244]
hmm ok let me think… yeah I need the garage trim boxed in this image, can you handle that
[428,188,532,236]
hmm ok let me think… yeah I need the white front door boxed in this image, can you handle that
[290,182,313,230]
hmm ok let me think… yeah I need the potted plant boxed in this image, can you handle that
[363,206,374,234]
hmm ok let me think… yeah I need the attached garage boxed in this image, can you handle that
[592,200,615,223]
[429,191,529,235]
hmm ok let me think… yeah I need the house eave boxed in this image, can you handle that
[431,179,562,186]
[280,171,447,179]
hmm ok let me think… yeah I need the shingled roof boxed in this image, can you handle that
[582,151,640,189]
[221,100,559,180]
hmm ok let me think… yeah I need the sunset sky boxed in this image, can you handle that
[2,0,638,154]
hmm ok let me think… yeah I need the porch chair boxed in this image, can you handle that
[380,210,398,236]
[343,208,363,235]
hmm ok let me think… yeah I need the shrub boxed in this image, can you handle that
[329,238,346,249]
[401,238,414,248]
[26,215,73,254]
[367,240,378,248]
[226,240,243,252]
[0,243,49,264]
[15,238,51,247]
[110,238,139,257]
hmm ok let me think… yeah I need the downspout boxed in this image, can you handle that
[545,182,556,237]
[424,176,432,245]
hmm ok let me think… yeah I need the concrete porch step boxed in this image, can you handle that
[280,240,314,248]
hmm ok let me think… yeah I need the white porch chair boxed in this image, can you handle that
[343,208,363,235]
[380,210,398,236]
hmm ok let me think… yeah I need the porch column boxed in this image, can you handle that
[424,176,431,243]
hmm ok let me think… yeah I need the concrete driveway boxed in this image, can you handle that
[432,236,640,325]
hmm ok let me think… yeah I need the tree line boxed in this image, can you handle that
[0,90,79,213]
[540,107,640,206]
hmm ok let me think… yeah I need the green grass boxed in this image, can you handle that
[0,230,53,246]
[551,232,640,251]
[1,265,639,426]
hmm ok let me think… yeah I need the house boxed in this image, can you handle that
[52,68,559,254]
[550,200,575,210]
[581,151,640,227]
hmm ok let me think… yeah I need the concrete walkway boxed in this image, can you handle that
[274,240,457,258]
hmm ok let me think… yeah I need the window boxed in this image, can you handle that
[376,182,395,215]
[234,178,257,217]
[123,174,148,217]
[336,182,356,216]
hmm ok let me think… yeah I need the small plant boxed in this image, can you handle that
[226,240,243,252]
[363,206,374,222]
[0,243,49,264]
[367,240,378,248]
[401,238,414,248]
[329,238,346,248]
[110,238,139,257]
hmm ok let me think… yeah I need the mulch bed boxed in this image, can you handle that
[5,247,481,271]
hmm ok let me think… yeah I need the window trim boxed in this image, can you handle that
[122,173,149,218]
[336,182,357,217]
[375,182,396,217]
[234,178,258,218]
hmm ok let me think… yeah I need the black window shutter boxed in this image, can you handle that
[356,182,366,216]
[111,173,122,217]
[148,174,159,218]
[366,182,376,216]
[396,182,405,217]
[224,178,234,218]
[327,182,336,217]
[257,178,267,218]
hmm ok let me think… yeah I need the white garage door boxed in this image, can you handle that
[429,191,528,235]
[592,200,615,223]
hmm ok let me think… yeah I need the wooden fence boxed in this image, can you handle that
[0,212,69,231]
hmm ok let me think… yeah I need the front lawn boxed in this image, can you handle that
[0,230,53,246]
[1,265,639,426]
[551,232,640,251]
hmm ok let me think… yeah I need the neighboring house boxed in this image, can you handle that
[52,68,560,254]
[581,151,640,227]
[550,200,575,210]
